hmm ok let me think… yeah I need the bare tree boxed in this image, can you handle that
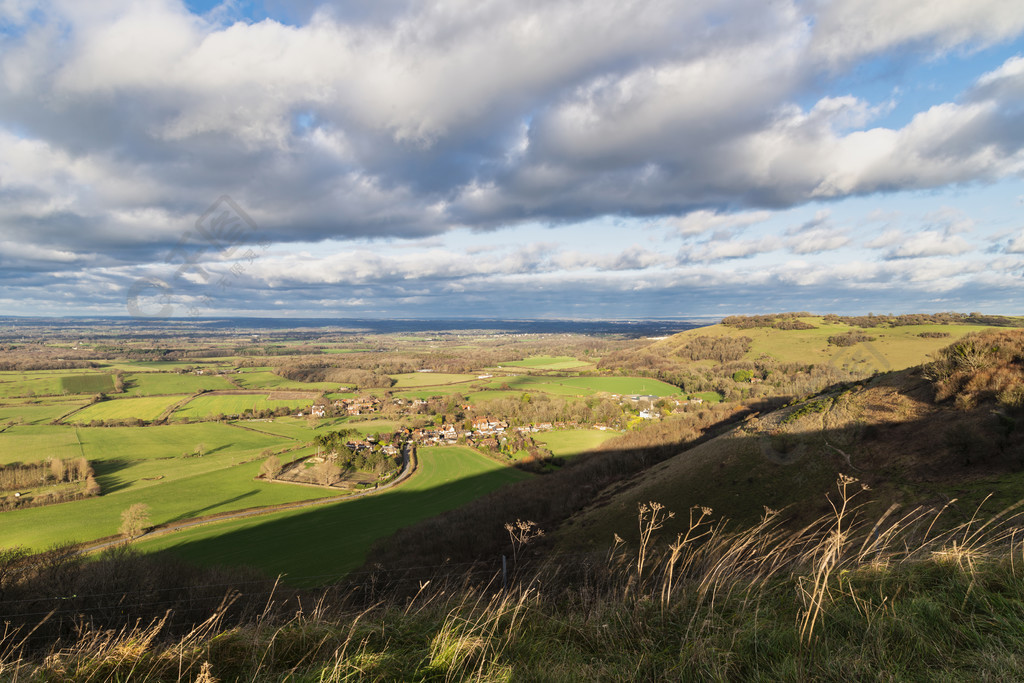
[119,503,151,539]
[260,455,283,480]
[313,461,341,486]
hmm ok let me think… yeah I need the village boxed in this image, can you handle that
[292,391,707,463]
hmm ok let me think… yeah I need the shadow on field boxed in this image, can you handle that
[152,463,531,584]
[91,458,133,494]
[165,489,260,524]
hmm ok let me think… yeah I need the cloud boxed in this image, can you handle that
[808,0,1024,67]
[668,209,774,237]
[1003,229,1024,253]
[881,230,975,258]
[680,236,780,263]
[0,1,1022,317]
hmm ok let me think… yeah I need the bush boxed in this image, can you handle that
[827,331,876,347]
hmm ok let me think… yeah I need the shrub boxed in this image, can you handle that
[827,331,875,347]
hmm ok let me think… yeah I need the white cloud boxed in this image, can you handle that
[668,209,774,236]
[809,0,1024,67]
[886,230,974,258]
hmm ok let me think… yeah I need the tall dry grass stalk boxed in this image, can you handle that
[7,478,1024,680]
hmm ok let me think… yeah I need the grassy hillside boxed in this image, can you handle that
[653,317,995,370]
[554,328,1024,552]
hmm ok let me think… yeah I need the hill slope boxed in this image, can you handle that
[599,313,1015,401]
[557,328,1024,551]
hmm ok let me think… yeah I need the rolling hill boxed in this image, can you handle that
[554,328,1024,551]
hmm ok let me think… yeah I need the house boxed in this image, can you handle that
[310,404,326,418]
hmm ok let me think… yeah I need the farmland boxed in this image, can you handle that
[65,395,187,423]
[1,313,1016,587]
[0,374,66,398]
[172,393,314,419]
[499,355,595,370]
[137,446,532,581]
[534,428,620,457]
[120,372,235,396]
[484,374,682,397]
[60,373,115,394]
[389,372,478,388]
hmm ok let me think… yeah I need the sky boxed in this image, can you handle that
[1,0,1023,320]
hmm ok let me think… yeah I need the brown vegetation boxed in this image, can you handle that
[0,457,98,511]
[927,329,1024,409]
[721,312,815,329]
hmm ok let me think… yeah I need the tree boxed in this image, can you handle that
[119,503,151,539]
[313,461,341,486]
[260,455,283,480]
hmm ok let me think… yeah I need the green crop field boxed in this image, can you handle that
[229,416,364,441]
[137,446,532,582]
[65,395,188,423]
[60,373,115,394]
[0,448,337,551]
[0,425,84,464]
[0,374,66,398]
[337,419,400,437]
[534,429,620,457]
[121,372,235,396]
[389,373,477,388]
[500,356,593,370]
[0,400,87,424]
[485,375,681,397]
[172,394,313,419]
[75,423,285,464]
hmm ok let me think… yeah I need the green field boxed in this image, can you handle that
[0,421,337,549]
[0,374,66,398]
[500,356,594,370]
[389,373,477,388]
[0,452,336,550]
[137,446,532,581]
[660,318,1001,373]
[485,375,682,397]
[689,391,723,403]
[121,372,236,396]
[60,373,115,394]
[338,419,400,436]
[0,400,87,424]
[534,429,619,457]
[173,394,313,419]
[230,416,366,441]
[0,425,84,464]
[65,395,188,423]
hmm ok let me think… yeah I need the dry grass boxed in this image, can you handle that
[6,477,1024,681]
